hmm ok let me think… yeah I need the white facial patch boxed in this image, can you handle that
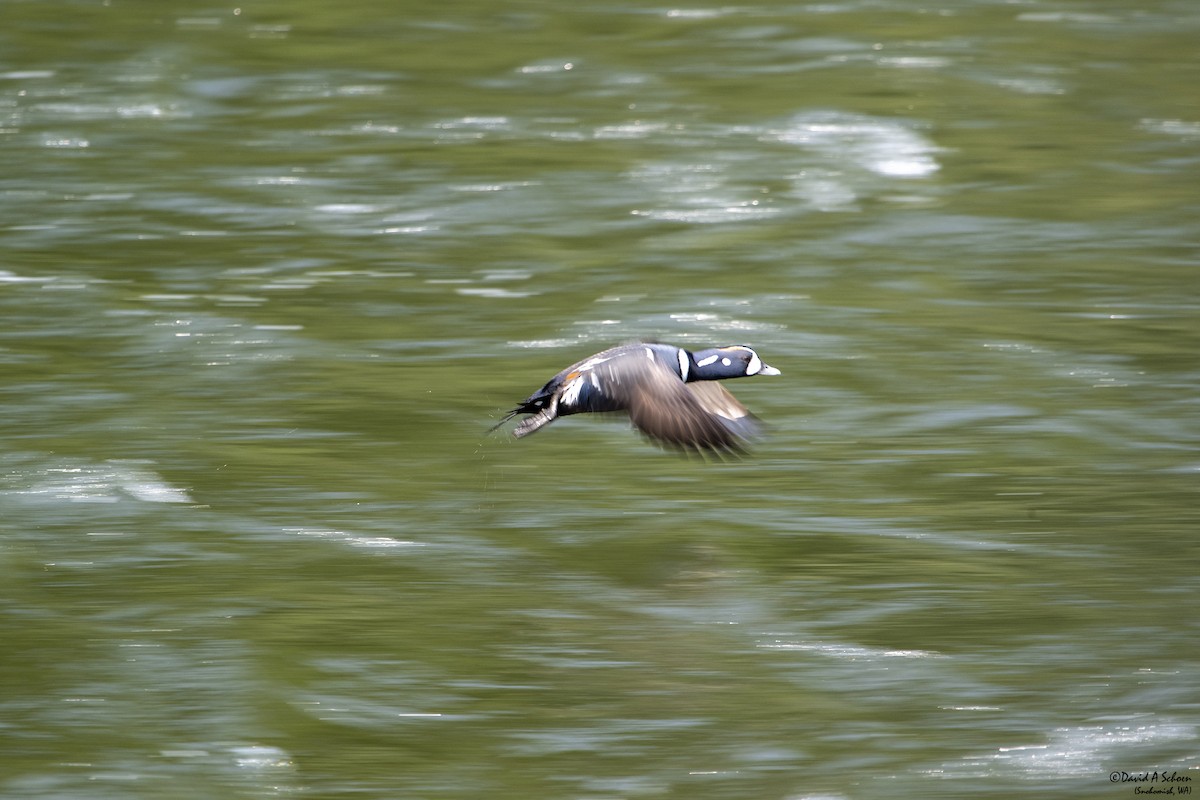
[721,357,732,367]
[746,351,762,375]
[696,354,719,367]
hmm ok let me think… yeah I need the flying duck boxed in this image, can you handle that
[491,342,780,453]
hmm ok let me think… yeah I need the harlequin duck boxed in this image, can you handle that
[491,342,780,453]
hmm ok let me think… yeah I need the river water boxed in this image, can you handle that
[2,1,1198,798]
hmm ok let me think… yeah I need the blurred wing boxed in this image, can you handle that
[685,381,762,441]
[595,356,754,453]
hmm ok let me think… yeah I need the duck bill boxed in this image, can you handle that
[758,364,781,376]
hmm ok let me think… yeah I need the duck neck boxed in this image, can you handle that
[685,347,727,381]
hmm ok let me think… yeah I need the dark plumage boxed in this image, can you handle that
[490,342,780,453]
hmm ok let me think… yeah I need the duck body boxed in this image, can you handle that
[492,342,780,453]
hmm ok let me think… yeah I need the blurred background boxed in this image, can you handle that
[1,1,1198,798]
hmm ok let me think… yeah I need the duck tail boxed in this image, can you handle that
[512,409,557,438]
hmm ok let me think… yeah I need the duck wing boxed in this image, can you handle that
[685,382,762,440]
[595,356,759,453]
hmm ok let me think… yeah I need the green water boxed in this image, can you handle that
[2,1,1198,798]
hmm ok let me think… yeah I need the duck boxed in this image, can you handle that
[491,342,780,453]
